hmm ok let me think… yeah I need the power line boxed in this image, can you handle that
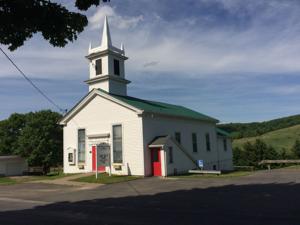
[0,46,66,114]
[0,47,94,150]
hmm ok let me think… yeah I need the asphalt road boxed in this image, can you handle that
[1,168,300,225]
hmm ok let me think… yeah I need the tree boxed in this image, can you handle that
[242,141,258,166]
[0,110,63,174]
[291,139,300,159]
[233,147,248,166]
[0,0,109,51]
[278,148,288,160]
[264,145,278,160]
[235,139,279,167]
[0,113,26,155]
[15,110,63,174]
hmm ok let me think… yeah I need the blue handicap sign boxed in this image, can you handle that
[198,160,204,168]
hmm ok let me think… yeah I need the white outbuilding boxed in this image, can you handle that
[59,17,233,176]
[0,155,28,176]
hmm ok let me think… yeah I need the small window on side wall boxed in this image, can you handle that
[175,132,181,144]
[192,133,198,152]
[205,133,211,151]
[223,138,227,151]
[95,59,102,75]
[114,59,120,75]
[169,147,173,164]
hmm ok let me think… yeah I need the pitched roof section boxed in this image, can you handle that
[148,136,169,147]
[98,89,219,123]
[216,128,231,137]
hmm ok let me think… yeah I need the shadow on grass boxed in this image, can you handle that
[1,182,299,225]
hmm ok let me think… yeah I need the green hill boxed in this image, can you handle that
[233,124,300,153]
[218,114,300,139]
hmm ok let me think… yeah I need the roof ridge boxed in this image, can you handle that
[98,88,219,123]
[111,92,193,108]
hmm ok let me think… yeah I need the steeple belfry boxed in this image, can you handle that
[85,16,130,95]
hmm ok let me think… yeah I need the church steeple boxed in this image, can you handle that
[101,16,112,48]
[85,16,130,95]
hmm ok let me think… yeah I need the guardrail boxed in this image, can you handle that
[258,160,300,170]
[259,160,300,165]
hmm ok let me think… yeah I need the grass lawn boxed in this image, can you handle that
[0,172,75,185]
[171,171,253,179]
[73,173,141,184]
[0,177,18,185]
[37,172,75,180]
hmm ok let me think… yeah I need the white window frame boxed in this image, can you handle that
[77,128,87,164]
[111,123,123,164]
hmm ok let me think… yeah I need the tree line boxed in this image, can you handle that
[0,110,63,174]
[218,114,300,139]
[233,139,300,167]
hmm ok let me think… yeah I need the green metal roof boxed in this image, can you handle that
[216,128,231,137]
[99,89,218,122]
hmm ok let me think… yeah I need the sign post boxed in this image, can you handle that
[108,153,112,176]
[95,146,98,179]
[96,143,111,178]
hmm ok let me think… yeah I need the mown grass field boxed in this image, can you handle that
[0,177,17,185]
[73,173,141,184]
[0,172,73,185]
[233,124,300,152]
[172,171,252,179]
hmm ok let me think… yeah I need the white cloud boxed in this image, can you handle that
[3,0,300,123]
[2,1,300,81]
[89,5,143,30]
[121,1,300,77]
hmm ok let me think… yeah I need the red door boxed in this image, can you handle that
[151,148,162,176]
[92,146,105,172]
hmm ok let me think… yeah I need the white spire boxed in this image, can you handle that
[101,16,112,49]
[88,42,92,51]
[121,43,125,54]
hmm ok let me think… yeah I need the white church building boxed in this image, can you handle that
[59,17,233,176]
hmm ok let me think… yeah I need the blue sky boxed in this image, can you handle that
[1,0,300,123]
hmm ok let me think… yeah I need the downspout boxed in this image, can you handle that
[216,136,220,170]
[163,147,167,177]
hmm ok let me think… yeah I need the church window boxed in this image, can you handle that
[175,132,181,144]
[95,59,102,75]
[223,138,227,151]
[78,129,86,163]
[169,147,173,164]
[114,59,120,75]
[206,133,211,151]
[192,133,198,152]
[113,125,123,163]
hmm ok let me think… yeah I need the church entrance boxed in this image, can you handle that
[92,145,105,172]
[151,148,162,176]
